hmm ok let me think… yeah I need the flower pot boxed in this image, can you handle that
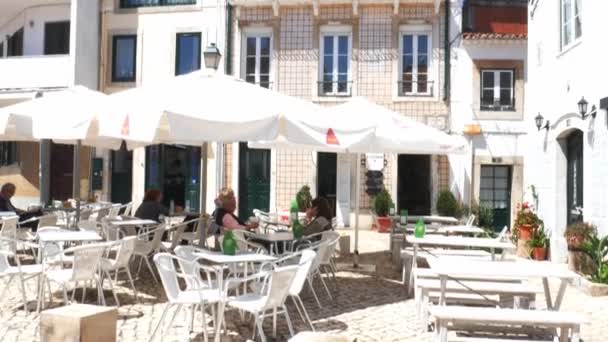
[377,217,392,233]
[532,247,546,261]
[518,224,534,240]
[567,234,585,250]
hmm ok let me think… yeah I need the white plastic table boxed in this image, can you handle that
[407,236,515,292]
[107,219,158,226]
[250,232,295,255]
[428,258,579,311]
[36,229,102,243]
[194,250,276,342]
[397,224,485,236]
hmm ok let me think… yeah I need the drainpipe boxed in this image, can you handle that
[443,0,450,103]
[225,2,233,75]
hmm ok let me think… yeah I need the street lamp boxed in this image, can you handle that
[203,43,222,70]
[535,113,549,131]
[578,97,597,120]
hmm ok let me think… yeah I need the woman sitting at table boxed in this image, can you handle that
[213,188,258,231]
[303,196,333,237]
[134,189,169,223]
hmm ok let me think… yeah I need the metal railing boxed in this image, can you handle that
[317,80,353,97]
[397,80,434,97]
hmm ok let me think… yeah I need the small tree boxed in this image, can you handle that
[296,185,313,212]
[373,189,393,217]
[436,190,458,218]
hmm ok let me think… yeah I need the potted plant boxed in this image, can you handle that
[373,189,393,233]
[513,202,540,240]
[296,185,313,213]
[436,190,458,218]
[527,226,549,260]
[564,222,596,250]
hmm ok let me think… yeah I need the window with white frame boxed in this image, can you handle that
[480,69,515,111]
[244,35,271,89]
[319,30,351,96]
[399,31,432,96]
[561,0,582,49]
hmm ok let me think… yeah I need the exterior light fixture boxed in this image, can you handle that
[203,43,222,70]
[535,113,549,131]
[578,97,597,120]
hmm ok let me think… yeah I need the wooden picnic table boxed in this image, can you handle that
[427,258,579,311]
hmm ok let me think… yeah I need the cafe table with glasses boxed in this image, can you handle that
[193,249,277,342]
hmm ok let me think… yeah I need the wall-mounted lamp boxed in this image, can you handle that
[535,113,549,131]
[578,97,597,120]
[203,43,222,70]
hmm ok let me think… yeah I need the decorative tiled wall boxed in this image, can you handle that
[232,4,450,212]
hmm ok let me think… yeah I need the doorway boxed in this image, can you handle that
[238,143,271,221]
[50,143,73,201]
[317,152,337,217]
[566,130,583,224]
[145,145,201,212]
[111,143,132,204]
[397,155,431,215]
[479,165,512,231]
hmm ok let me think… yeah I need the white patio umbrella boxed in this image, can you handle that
[0,86,129,223]
[101,69,319,147]
[250,97,467,264]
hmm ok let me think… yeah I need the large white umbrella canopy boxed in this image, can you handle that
[0,86,124,149]
[250,97,468,265]
[254,97,467,154]
[101,70,319,147]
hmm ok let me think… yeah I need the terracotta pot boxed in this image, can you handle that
[518,224,534,240]
[532,247,546,261]
[377,217,392,233]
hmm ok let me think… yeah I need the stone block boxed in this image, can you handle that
[40,304,117,342]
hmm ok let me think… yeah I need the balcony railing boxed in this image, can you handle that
[0,55,71,90]
[398,80,434,97]
[317,81,353,97]
[481,99,515,112]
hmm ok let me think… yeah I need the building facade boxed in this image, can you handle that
[225,0,452,225]
[526,0,608,261]
[0,0,99,208]
[449,0,528,232]
[98,0,227,212]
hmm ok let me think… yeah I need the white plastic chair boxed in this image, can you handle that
[42,243,117,306]
[150,253,222,342]
[0,237,47,312]
[108,204,122,218]
[133,224,165,283]
[78,220,100,233]
[123,202,133,217]
[306,240,334,305]
[465,214,476,227]
[160,217,203,252]
[37,226,74,266]
[224,264,299,342]
[95,206,110,222]
[496,225,509,242]
[100,236,138,305]
[277,250,317,331]
[37,214,58,229]
[180,214,210,248]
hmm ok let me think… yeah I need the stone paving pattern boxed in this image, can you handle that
[1,230,607,341]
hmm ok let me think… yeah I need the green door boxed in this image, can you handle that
[238,143,271,222]
[479,165,511,232]
[566,130,584,224]
[111,143,132,204]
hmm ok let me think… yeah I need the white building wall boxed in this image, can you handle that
[526,0,608,262]
[449,2,528,223]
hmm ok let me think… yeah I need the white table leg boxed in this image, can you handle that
[439,275,447,306]
[408,244,418,293]
[542,277,553,310]
[559,326,569,342]
[553,278,568,310]
[490,247,495,261]
[571,324,580,342]
[213,302,225,342]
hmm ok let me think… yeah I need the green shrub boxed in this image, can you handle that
[296,185,313,212]
[581,234,608,284]
[373,189,393,217]
[436,190,458,218]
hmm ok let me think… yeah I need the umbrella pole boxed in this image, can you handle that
[354,153,360,268]
[72,140,81,227]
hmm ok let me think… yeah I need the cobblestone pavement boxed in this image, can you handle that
[1,230,607,341]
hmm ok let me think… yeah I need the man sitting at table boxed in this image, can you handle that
[212,188,258,231]
[0,182,42,229]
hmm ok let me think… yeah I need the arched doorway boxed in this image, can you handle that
[565,130,583,224]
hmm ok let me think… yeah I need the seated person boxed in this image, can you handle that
[0,183,42,230]
[212,188,258,231]
[303,197,333,237]
[134,189,169,223]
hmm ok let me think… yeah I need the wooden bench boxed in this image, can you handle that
[416,279,539,325]
[401,248,492,285]
[429,306,586,342]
